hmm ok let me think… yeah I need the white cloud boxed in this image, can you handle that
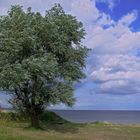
[70,0,100,25]
[118,10,138,26]
[85,10,139,52]
[96,0,118,10]
[70,1,140,96]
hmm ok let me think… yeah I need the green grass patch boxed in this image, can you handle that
[1,110,140,140]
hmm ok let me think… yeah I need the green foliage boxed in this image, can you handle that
[0,110,66,124]
[0,110,27,123]
[0,4,89,127]
[40,111,69,124]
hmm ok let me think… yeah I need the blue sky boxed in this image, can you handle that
[96,0,140,31]
[0,0,140,110]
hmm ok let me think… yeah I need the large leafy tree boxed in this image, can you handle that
[0,4,89,127]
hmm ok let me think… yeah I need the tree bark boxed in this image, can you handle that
[30,108,40,128]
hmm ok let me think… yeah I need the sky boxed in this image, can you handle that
[0,0,140,110]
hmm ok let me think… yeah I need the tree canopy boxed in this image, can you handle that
[0,4,89,127]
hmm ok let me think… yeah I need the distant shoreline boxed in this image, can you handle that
[1,107,140,111]
[50,109,140,111]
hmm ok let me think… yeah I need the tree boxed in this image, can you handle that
[0,4,89,128]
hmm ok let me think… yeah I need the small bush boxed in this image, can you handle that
[40,111,69,124]
[0,110,28,122]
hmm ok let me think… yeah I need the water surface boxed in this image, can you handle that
[52,110,140,124]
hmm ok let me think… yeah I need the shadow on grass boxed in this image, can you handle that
[43,122,81,133]
[23,111,84,134]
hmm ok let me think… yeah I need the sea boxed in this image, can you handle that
[52,110,140,124]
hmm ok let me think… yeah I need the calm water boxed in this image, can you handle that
[52,110,140,124]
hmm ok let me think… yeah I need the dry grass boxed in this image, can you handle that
[1,111,140,140]
[1,121,140,140]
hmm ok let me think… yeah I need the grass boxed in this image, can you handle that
[1,111,140,140]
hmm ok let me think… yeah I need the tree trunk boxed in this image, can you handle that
[30,108,40,128]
